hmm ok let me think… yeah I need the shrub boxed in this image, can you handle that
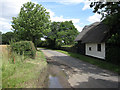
[10,41,36,59]
[106,44,120,65]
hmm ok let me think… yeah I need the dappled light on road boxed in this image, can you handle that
[39,48,119,88]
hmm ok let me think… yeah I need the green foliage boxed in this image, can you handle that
[90,2,120,65]
[2,32,14,44]
[9,51,25,64]
[107,33,120,45]
[37,40,49,47]
[46,21,79,49]
[90,2,120,20]
[106,45,120,65]
[90,2,120,45]
[11,2,50,47]
[10,41,36,59]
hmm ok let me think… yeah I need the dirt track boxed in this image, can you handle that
[39,48,119,88]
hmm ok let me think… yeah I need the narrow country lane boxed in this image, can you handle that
[39,48,119,88]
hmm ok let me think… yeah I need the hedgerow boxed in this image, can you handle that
[10,41,36,59]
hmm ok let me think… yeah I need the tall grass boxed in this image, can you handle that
[2,45,47,88]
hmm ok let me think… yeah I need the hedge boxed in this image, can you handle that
[106,45,120,65]
[10,41,36,59]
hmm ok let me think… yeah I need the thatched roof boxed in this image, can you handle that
[75,22,109,43]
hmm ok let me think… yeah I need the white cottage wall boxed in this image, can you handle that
[86,43,105,59]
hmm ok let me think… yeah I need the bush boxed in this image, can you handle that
[10,41,36,59]
[106,45,120,65]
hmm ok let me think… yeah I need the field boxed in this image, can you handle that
[1,45,47,88]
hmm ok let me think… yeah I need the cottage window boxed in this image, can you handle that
[97,44,101,51]
[89,47,91,51]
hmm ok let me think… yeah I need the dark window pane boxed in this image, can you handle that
[97,44,101,51]
[89,47,91,51]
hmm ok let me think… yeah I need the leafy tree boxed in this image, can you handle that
[11,2,50,47]
[90,2,120,45]
[46,22,61,48]
[2,32,14,44]
[46,21,79,48]
[60,21,79,45]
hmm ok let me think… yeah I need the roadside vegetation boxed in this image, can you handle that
[61,45,74,47]
[1,43,47,88]
[1,1,120,88]
[0,2,78,88]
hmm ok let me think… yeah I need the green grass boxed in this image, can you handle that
[55,50,120,74]
[2,46,47,88]
[61,45,74,47]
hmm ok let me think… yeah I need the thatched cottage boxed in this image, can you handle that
[75,22,110,59]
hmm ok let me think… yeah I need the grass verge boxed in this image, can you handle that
[55,50,120,74]
[2,45,47,88]
[61,45,74,47]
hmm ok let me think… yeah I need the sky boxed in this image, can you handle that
[0,0,102,33]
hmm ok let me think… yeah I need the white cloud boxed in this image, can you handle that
[32,0,84,4]
[82,1,91,10]
[58,0,84,5]
[0,0,87,33]
[33,0,91,10]
[0,0,31,33]
[87,13,102,23]
[74,25,83,32]
[51,16,80,24]
[1,0,31,19]
[47,9,83,32]
[0,18,12,33]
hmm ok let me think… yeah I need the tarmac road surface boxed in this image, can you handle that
[39,48,119,88]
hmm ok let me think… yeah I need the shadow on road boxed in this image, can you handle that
[39,48,119,88]
[49,55,119,88]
